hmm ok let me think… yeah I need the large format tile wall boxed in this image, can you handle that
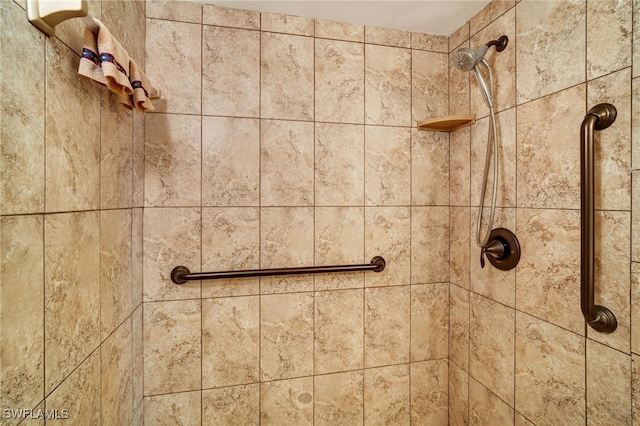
[449,0,639,424]
[142,2,451,424]
[1,0,145,425]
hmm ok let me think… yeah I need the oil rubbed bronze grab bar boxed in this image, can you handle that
[580,103,617,333]
[171,256,386,284]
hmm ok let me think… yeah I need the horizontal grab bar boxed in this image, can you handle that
[171,256,386,284]
[580,103,617,333]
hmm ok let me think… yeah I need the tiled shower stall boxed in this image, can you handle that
[1,0,640,424]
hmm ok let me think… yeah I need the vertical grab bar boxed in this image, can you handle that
[580,103,617,333]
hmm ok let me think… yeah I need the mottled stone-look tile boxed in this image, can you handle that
[635,1,640,78]
[143,208,201,301]
[203,3,260,29]
[449,362,469,426]
[202,26,260,117]
[450,22,470,53]
[143,300,201,395]
[315,18,364,42]
[202,117,259,207]
[261,377,314,425]
[145,114,201,207]
[450,284,470,370]
[144,391,201,426]
[412,50,448,123]
[364,286,410,367]
[412,32,448,52]
[516,413,535,426]
[365,126,411,206]
[589,211,631,353]
[262,12,314,35]
[101,319,133,426]
[101,92,133,209]
[412,207,449,284]
[1,1,44,215]
[261,120,314,206]
[261,32,314,120]
[470,293,514,405]
[45,212,100,393]
[470,1,515,35]
[412,129,449,206]
[364,364,410,425]
[131,208,143,308]
[517,85,585,209]
[411,284,449,361]
[315,371,364,425]
[516,0,585,103]
[315,39,364,124]
[588,68,632,211]
[132,112,145,207]
[132,306,143,411]
[587,340,632,425]
[587,0,632,80]
[203,384,259,425]
[315,123,364,206]
[45,350,100,426]
[260,207,314,293]
[201,207,259,298]
[411,360,448,425]
[315,289,364,374]
[365,45,411,126]
[146,0,202,22]
[146,19,201,114]
[46,38,100,213]
[450,126,471,206]
[471,108,516,208]
[365,26,411,48]
[364,207,410,287]
[202,296,259,388]
[634,354,640,423]
[516,208,583,333]
[1,216,44,411]
[469,207,516,307]
[451,207,470,289]
[634,262,640,353]
[515,312,585,425]
[314,208,364,291]
[100,209,132,339]
[450,40,470,116]
[261,293,314,380]
[469,377,514,426]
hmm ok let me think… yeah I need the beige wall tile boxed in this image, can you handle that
[144,391,201,426]
[202,296,259,388]
[315,18,364,42]
[412,50,449,123]
[261,377,314,425]
[203,384,259,425]
[516,85,585,209]
[515,312,585,425]
[450,22,470,52]
[450,207,471,289]
[410,359,448,424]
[412,207,450,284]
[365,26,411,48]
[202,26,260,117]
[412,32,448,53]
[450,284,470,370]
[449,362,469,426]
[633,262,640,353]
[132,208,144,308]
[411,284,449,361]
[365,44,411,126]
[634,354,640,423]
[516,0,585,103]
[45,212,100,394]
[146,0,202,22]
[314,371,364,425]
[365,126,411,206]
[101,319,133,426]
[365,286,410,367]
[261,120,314,206]
[470,293,514,405]
[470,1,515,36]
[516,208,583,333]
[450,126,471,206]
[586,340,632,425]
[262,12,314,36]
[145,114,201,207]
[203,4,260,29]
[516,413,535,426]
[365,207,410,287]
[364,364,410,425]
[635,1,640,79]
[101,93,133,209]
[315,39,365,124]
[450,40,471,116]
[0,1,45,215]
[315,123,365,207]
[469,377,514,426]
[146,19,201,114]
[261,33,314,120]
[315,289,364,374]
[1,216,44,411]
[586,0,632,80]
[201,207,259,298]
[412,129,449,206]
[143,208,201,301]
[132,306,144,411]
[132,113,146,208]
[143,300,201,395]
[202,117,259,207]
[260,293,314,380]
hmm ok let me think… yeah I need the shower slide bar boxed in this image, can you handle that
[580,103,617,333]
[171,256,386,284]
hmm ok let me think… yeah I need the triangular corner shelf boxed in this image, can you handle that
[417,114,476,132]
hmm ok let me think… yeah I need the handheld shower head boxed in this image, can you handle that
[452,45,489,72]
